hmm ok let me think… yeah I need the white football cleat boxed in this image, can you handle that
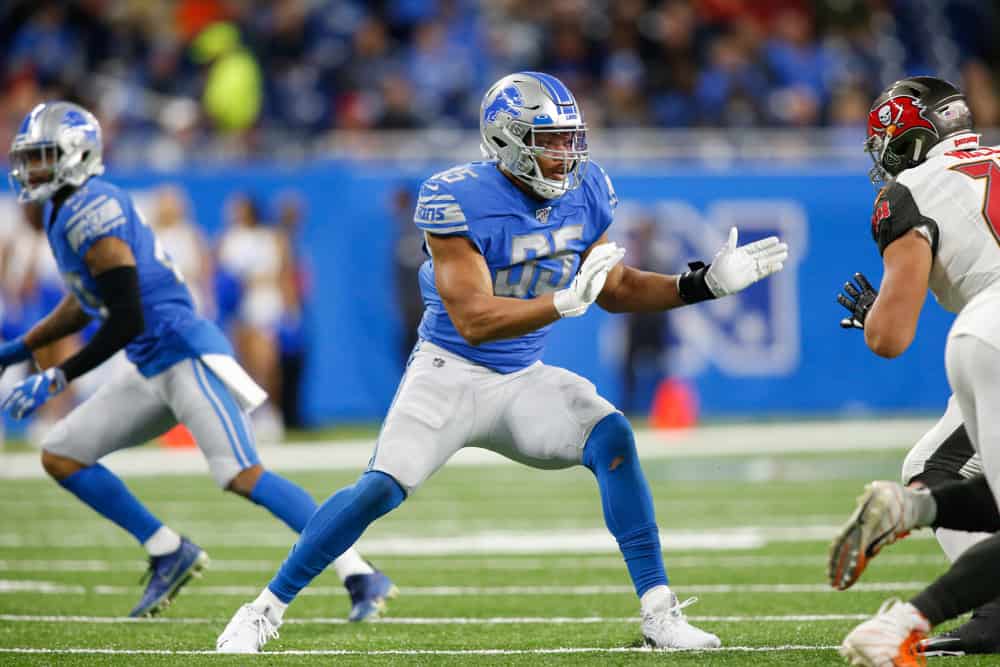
[216,604,280,654]
[641,592,721,649]
[840,598,930,666]
[829,481,917,591]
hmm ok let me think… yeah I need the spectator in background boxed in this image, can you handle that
[375,73,425,129]
[217,194,288,441]
[150,185,216,319]
[696,24,769,127]
[272,191,311,430]
[190,21,262,137]
[390,186,425,369]
[763,7,839,126]
[5,2,82,87]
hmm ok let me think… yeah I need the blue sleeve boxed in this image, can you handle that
[591,163,618,238]
[412,178,486,254]
[63,191,135,259]
[413,179,469,235]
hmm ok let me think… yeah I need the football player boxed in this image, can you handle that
[216,71,789,653]
[828,77,1000,665]
[0,102,396,622]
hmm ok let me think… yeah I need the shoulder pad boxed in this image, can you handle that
[871,181,939,257]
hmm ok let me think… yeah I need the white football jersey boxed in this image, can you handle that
[875,135,1000,329]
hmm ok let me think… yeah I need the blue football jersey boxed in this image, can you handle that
[45,177,232,377]
[414,160,618,373]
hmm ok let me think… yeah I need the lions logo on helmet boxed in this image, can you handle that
[479,72,588,200]
[8,102,105,203]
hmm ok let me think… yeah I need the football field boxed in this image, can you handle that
[0,421,994,665]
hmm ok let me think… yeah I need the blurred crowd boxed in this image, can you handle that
[1,0,998,164]
[0,186,312,444]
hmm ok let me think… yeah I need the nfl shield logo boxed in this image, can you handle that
[535,206,551,223]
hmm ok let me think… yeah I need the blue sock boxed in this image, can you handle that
[58,463,162,545]
[582,412,668,597]
[268,471,405,603]
[249,471,317,533]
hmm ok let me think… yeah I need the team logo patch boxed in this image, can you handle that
[871,196,891,236]
[484,85,524,124]
[432,357,445,368]
[535,206,551,223]
[868,95,936,141]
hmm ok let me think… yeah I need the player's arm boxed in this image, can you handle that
[597,227,789,313]
[428,233,564,345]
[22,294,93,351]
[863,230,932,358]
[56,237,145,381]
[596,234,685,312]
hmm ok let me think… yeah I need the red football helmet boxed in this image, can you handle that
[865,76,973,183]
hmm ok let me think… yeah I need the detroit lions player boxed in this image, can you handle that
[1,102,396,621]
[216,71,788,653]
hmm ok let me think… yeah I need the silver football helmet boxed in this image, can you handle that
[480,71,588,200]
[9,101,105,203]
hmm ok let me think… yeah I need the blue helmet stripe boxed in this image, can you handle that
[521,71,573,105]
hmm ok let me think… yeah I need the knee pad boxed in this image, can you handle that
[583,412,636,471]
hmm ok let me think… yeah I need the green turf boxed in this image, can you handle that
[0,448,992,665]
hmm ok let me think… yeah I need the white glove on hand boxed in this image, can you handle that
[554,242,626,318]
[704,227,789,297]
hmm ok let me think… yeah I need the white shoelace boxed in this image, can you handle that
[254,613,280,647]
[669,596,699,618]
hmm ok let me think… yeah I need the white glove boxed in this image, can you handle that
[704,227,789,297]
[554,242,626,318]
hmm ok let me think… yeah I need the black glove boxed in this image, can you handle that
[837,273,877,329]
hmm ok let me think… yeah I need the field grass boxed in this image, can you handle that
[0,443,990,665]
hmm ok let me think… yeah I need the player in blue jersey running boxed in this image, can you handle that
[1,102,396,622]
[217,72,789,652]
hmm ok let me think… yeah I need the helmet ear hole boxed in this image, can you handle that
[492,138,507,149]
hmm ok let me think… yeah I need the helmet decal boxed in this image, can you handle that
[867,95,937,141]
[483,85,525,123]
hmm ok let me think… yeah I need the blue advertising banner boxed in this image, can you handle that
[2,160,955,424]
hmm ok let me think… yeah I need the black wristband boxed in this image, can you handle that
[60,265,145,381]
[678,261,716,304]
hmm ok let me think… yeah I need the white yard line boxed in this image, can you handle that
[0,580,928,596]
[0,525,936,551]
[0,613,869,625]
[0,553,946,573]
[0,645,841,656]
[0,419,933,480]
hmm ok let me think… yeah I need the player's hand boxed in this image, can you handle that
[554,242,626,318]
[2,367,66,420]
[0,337,32,381]
[704,227,788,297]
[838,273,877,330]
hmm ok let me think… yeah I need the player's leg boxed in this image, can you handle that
[900,398,1000,655]
[40,363,207,616]
[841,334,1000,665]
[493,364,718,649]
[902,396,991,562]
[217,342,472,652]
[168,358,394,621]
